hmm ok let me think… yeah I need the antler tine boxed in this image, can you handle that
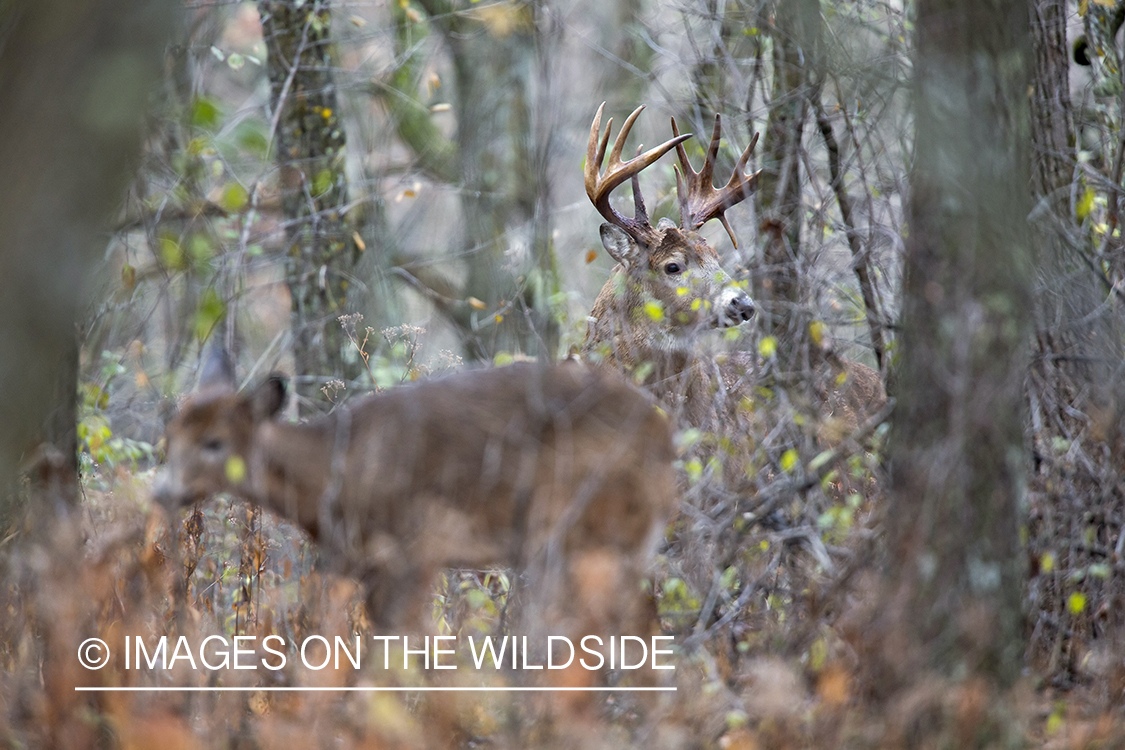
[700,113,722,187]
[631,144,649,226]
[671,113,762,249]
[585,103,691,243]
[606,106,645,170]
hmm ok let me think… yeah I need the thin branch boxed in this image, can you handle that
[816,99,886,370]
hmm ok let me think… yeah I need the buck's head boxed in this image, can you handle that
[153,353,287,510]
[585,104,757,341]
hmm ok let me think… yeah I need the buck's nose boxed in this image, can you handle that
[726,291,756,324]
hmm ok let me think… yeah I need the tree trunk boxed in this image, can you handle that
[259,0,361,413]
[756,0,821,366]
[416,0,559,360]
[1029,0,1072,200]
[0,0,173,531]
[888,0,1031,687]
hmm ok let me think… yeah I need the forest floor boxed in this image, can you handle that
[1,443,1123,749]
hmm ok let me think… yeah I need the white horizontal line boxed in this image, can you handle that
[75,686,676,693]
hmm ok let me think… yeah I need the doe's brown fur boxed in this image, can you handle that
[155,362,677,646]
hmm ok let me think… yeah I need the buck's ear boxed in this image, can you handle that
[247,374,287,421]
[600,224,642,268]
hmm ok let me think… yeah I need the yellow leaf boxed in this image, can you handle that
[644,300,664,321]
[471,1,532,37]
[225,455,247,484]
[676,286,689,296]
[809,638,827,671]
[159,237,184,270]
[780,448,799,473]
[1076,187,1096,221]
[690,299,702,311]
[758,336,777,359]
[494,313,504,324]
[809,319,827,346]
[1041,551,1055,573]
[1067,592,1086,615]
[219,182,249,212]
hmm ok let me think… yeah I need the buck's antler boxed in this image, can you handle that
[585,102,691,245]
[671,114,760,249]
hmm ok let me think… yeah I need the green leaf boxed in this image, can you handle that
[234,120,270,157]
[808,450,833,472]
[191,96,222,129]
[220,182,249,212]
[159,236,184,270]
[188,234,214,268]
[194,289,226,341]
[780,448,799,473]
[312,169,333,197]
[1088,563,1111,579]
[676,428,703,449]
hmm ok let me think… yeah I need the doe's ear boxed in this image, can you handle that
[247,374,287,421]
[600,224,643,268]
[199,338,237,391]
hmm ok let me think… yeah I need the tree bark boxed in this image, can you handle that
[1029,0,1073,200]
[259,0,361,413]
[414,0,560,360]
[756,0,821,366]
[0,0,174,531]
[888,0,1031,686]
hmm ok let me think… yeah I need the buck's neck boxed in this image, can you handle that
[586,267,698,368]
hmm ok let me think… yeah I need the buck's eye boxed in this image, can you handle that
[202,438,225,453]
[664,262,683,275]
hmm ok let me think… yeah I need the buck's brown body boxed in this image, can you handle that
[155,361,676,636]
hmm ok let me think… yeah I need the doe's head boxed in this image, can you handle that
[153,364,286,510]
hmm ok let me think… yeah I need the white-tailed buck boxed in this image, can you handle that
[581,103,885,436]
[154,359,676,653]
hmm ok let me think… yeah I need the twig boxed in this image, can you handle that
[816,99,886,369]
[735,397,895,522]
